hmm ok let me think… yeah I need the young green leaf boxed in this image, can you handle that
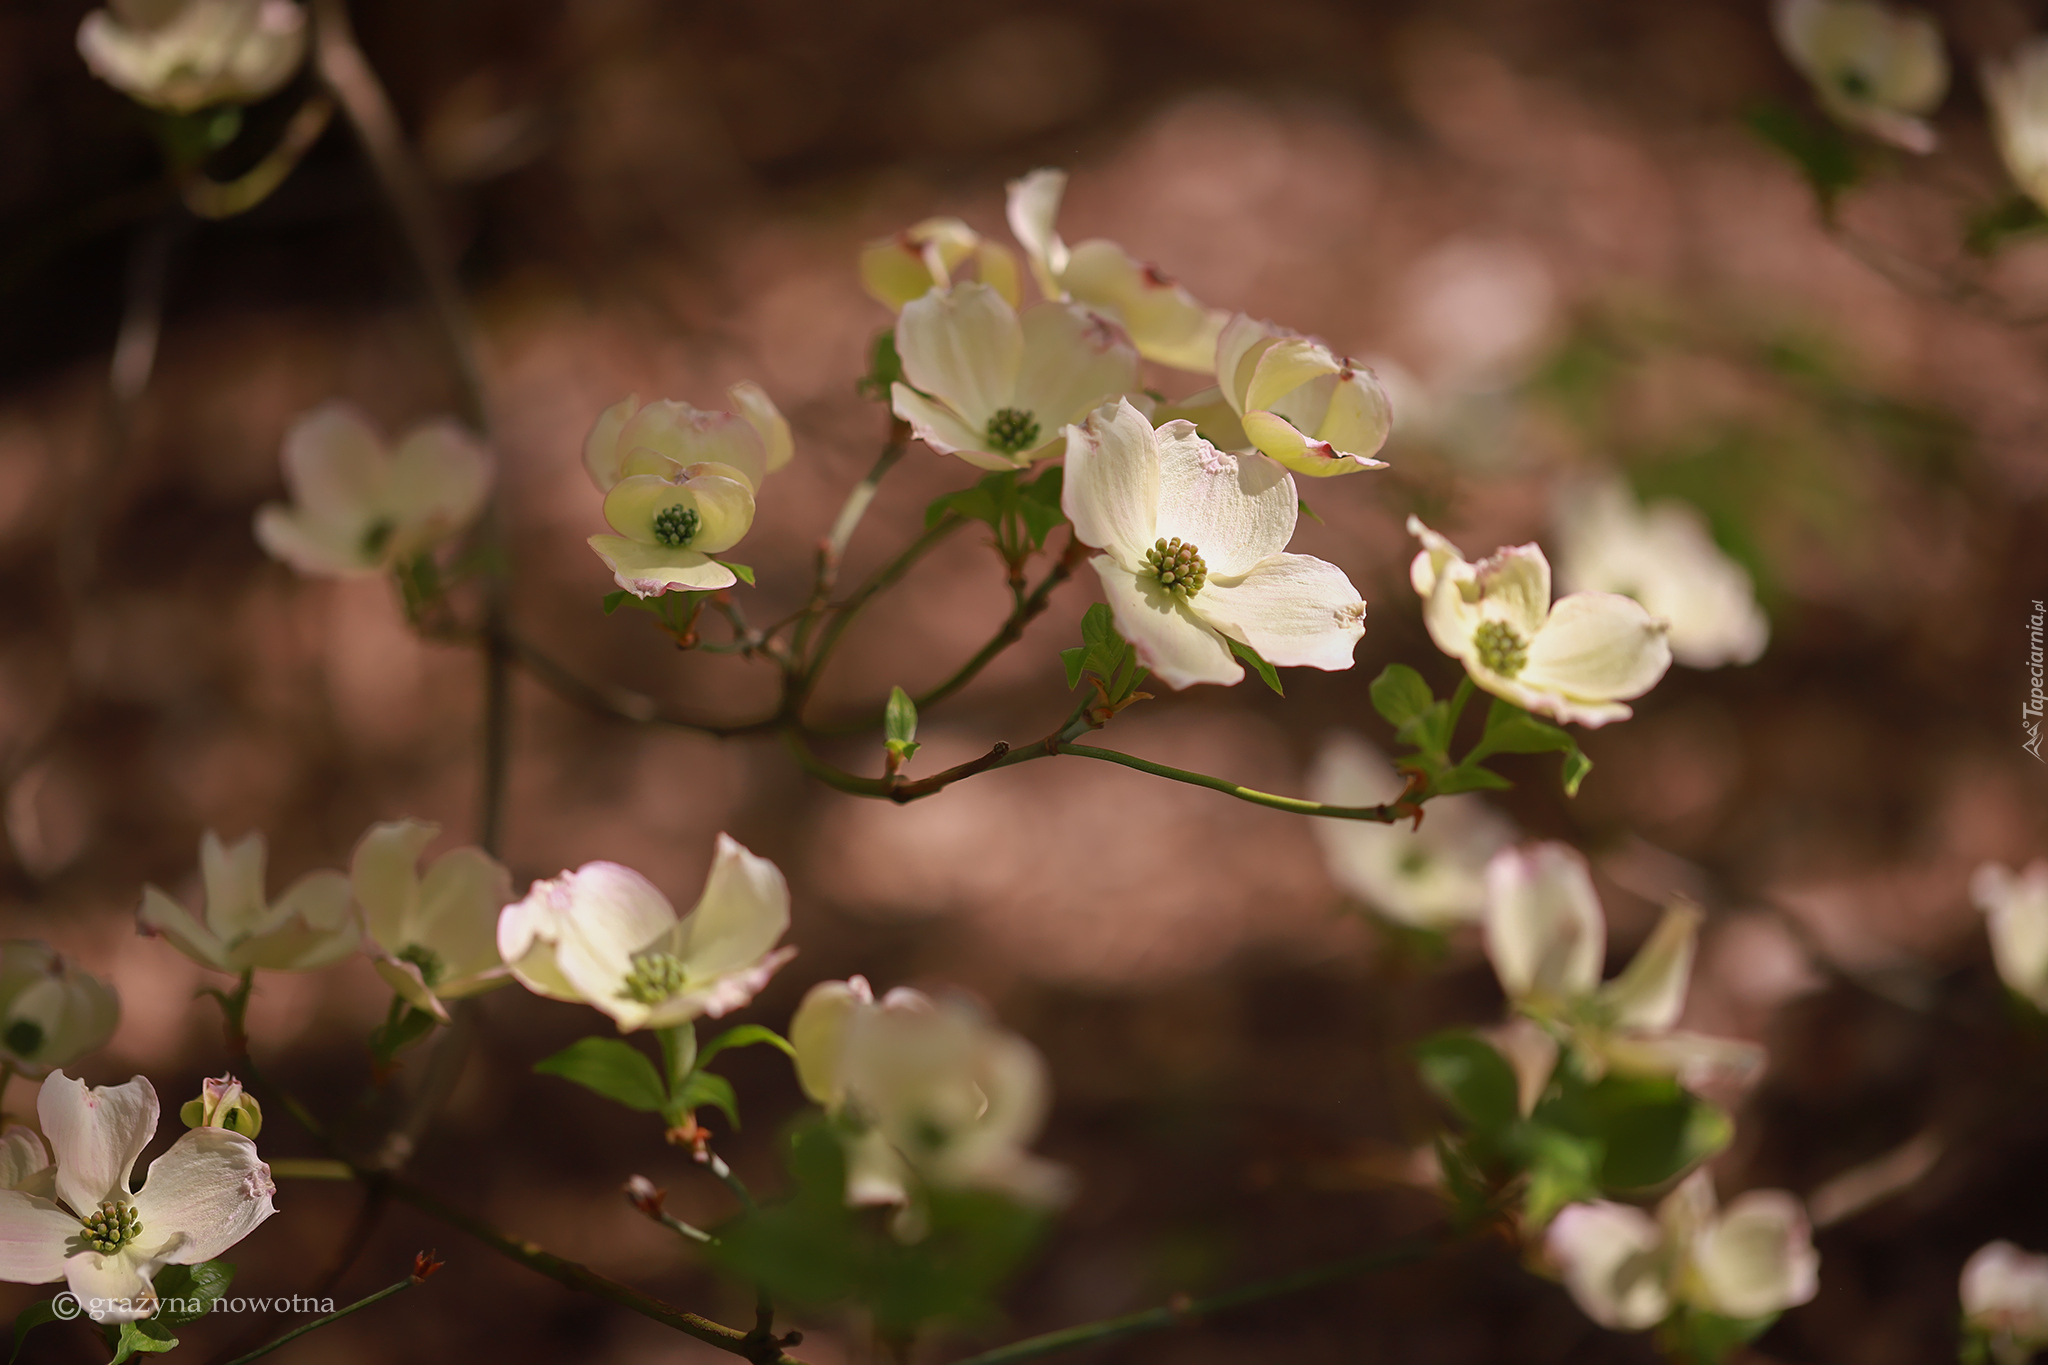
[601,589,633,615]
[1468,700,1594,796]
[151,1262,234,1326]
[856,328,905,401]
[534,1038,669,1113]
[696,1023,799,1070]
[1744,102,1860,211]
[1414,1031,1521,1138]
[105,1319,179,1364]
[1370,664,1436,730]
[714,559,756,586]
[8,1298,64,1365]
[1227,638,1283,696]
[885,687,918,747]
[671,1069,740,1129]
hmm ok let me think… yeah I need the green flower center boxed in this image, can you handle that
[397,944,445,989]
[360,518,397,560]
[1144,537,1207,599]
[2,1019,42,1058]
[1472,620,1529,678]
[653,505,701,548]
[984,407,1041,456]
[1396,847,1433,878]
[1836,67,1873,100]
[620,951,689,1005]
[81,1200,141,1254]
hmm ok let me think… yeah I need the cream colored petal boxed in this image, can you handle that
[0,1188,76,1283]
[0,1127,49,1192]
[138,886,229,971]
[588,536,735,597]
[252,505,377,577]
[64,1246,163,1324]
[974,241,1023,308]
[40,1073,157,1214]
[548,862,681,1005]
[1091,556,1241,690]
[618,403,769,491]
[349,819,436,951]
[1240,409,1386,477]
[1245,337,1342,416]
[790,976,873,1108]
[1406,516,1466,598]
[496,885,582,1002]
[1522,591,1673,702]
[1060,239,1224,373]
[1319,366,1394,461]
[1545,1200,1673,1330]
[199,830,270,944]
[1059,399,1160,567]
[1152,431,1296,578]
[891,383,997,463]
[1194,553,1365,672]
[896,282,1023,430]
[412,847,513,984]
[278,402,389,524]
[1471,543,1552,641]
[860,234,940,310]
[384,421,493,553]
[1598,1030,1764,1090]
[678,834,791,984]
[1215,313,1285,414]
[582,394,639,490]
[1153,386,1251,453]
[129,1128,276,1266]
[1599,901,1701,1033]
[1005,168,1070,299]
[374,955,448,1022]
[1690,1190,1820,1318]
[727,382,793,476]
[1484,843,1605,1007]
[1012,302,1140,430]
[1483,1017,1561,1116]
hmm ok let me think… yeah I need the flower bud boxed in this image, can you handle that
[179,1074,263,1138]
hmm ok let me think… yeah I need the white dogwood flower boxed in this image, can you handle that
[1485,843,1760,1092]
[497,835,794,1033]
[352,819,513,1023]
[891,281,1139,470]
[860,217,1020,311]
[1772,0,1949,152]
[0,1073,275,1323]
[1554,479,1768,670]
[1062,399,1366,690]
[138,830,357,974]
[254,403,492,579]
[1006,168,1227,373]
[1985,42,2048,212]
[1546,1170,1819,1331]
[1409,517,1671,728]
[1210,314,1392,478]
[582,386,791,495]
[77,0,306,114]
[0,944,119,1079]
[1306,733,1514,930]
[1963,1241,2048,1365]
[1972,860,2048,1010]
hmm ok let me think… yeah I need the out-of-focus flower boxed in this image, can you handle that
[1005,168,1227,373]
[1306,733,1514,930]
[793,978,1068,1216]
[1554,479,1769,670]
[1972,861,2048,1009]
[1963,1241,2048,1365]
[77,0,306,114]
[0,944,118,1078]
[582,386,791,495]
[1409,518,1670,728]
[254,403,492,579]
[860,217,1020,311]
[351,819,513,1023]
[1772,0,1949,152]
[1062,399,1366,690]
[138,830,357,974]
[0,1128,51,1196]
[1485,843,1761,1091]
[1209,314,1391,478]
[0,1074,275,1323]
[178,1074,261,1138]
[1546,1170,1819,1331]
[497,835,794,1033]
[891,281,1139,470]
[1984,43,2048,212]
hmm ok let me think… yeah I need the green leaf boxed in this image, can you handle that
[151,1261,234,1326]
[1966,192,2048,257]
[1014,467,1067,548]
[1660,1306,1777,1365]
[1228,638,1283,696]
[1369,664,1436,731]
[925,471,1013,530]
[857,329,904,400]
[1519,1125,1603,1228]
[1059,646,1087,689]
[1468,700,1593,797]
[1296,497,1324,525]
[656,1023,698,1093]
[1414,1031,1521,1138]
[1535,1071,1732,1193]
[534,1038,669,1114]
[601,589,633,615]
[714,559,756,586]
[697,1023,798,1070]
[671,1069,739,1129]
[885,686,918,746]
[8,1298,62,1365]
[1062,602,1140,702]
[1430,764,1514,795]
[1744,101,1859,210]
[105,1318,179,1363]
[370,1004,439,1060]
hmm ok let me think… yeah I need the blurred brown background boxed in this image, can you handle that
[4,0,2048,1360]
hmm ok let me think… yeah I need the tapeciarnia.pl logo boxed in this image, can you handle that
[2027,598,2045,763]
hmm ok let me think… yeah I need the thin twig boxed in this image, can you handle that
[508,630,781,736]
[792,513,967,718]
[180,93,336,220]
[219,1259,436,1365]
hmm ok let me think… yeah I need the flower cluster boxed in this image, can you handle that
[78,0,308,115]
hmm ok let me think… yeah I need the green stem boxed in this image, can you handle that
[948,1235,1441,1365]
[507,630,780,737]
[1057,744,1409,822]
[180,93,335,220]
[791,513,967,717]
[219,1270,422,1365]
[789,427,909,663]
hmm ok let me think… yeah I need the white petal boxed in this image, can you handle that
[727,382,793,475]
[891,383,1003,464]
[384,421,493,555]
[199,830,270,945]
[1484,844,1605,1008]
[1059,399,1159,566]
[496,886,581,1003]
[679,835,791,983]
[230,871,357,972]
[1091,556,1240,690]
[1060,239,1224,373]
[1406,516,1466,598]
[40,1073,158,1214]
[1977,862,2048,1008]
[1963,1240,2048,1339]
[582,394,640,490]
[1240,409,1387,478]
[1483,1018,1561,1116]
[789,977,873,1108]
[1545,1201,1672,1330]
[130,1128,276,1266]
[896,282,1022,430]
[653,947,796,1028]
[1598,902,1700,1033]
[412,847,514,984]
[279,403,388,527]
[137,886,229,972]
[588,536,736,597]
[1152,430,1296,578]
[1472,543,1553,641]
[1690,1190,1819,1319]
[252,505,377,577]
[374,956,448,1022]
[65,1246,164,1324]
[0,1127,49,1192]
[350,819,436,952]
[617,403,769,491]
[1523,592,1673,702]
[0,1189,79,1283]
[548,862,681,1004]
[1215,313,1283,414]
[1012,302,1140,430]
[1194,553,1365,671]
[1005,168,1070,299]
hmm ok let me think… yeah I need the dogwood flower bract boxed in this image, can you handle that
[1485,843,1760,1094]
[0,943,119,1078]
[582,386,789,597]
[860,217,1020,311]
[1972,860,2048,1010]
[0,1073,275,1323]
[352,819,514,1022]
[890,281,1139,470]
[1306,733,1514,930]
[1985,42,2048,213]
[1963,1241,2048,1365]
[1545,1169,1819,1331]
[1554,479,1768,670]
[1210,313,1392,478]
[1005,168,1227,373]
[496,835,794,1033]
[77,0,307,114]
[1409,517,1671,728]
[1771,0,1949,152]
[138,830,358,973]
[254,403,492,579]
[1062,399,1367,690]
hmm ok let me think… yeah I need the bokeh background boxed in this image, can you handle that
[3,0,2048,1360]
